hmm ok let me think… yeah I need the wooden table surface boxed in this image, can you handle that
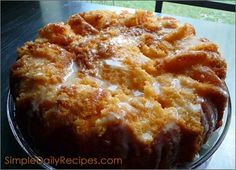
[1,1,235,169]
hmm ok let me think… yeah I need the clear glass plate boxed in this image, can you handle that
[7,84,231,169]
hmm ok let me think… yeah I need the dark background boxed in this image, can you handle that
[1,2,42,169]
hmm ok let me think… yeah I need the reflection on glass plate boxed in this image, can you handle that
[7,84,231,169]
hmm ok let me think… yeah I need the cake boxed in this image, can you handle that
[10,10,227,168]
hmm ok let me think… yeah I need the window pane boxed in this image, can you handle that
[81,0,234,25]
[84,0,155,11]
[162,2,235,25]
[112,1,155,11]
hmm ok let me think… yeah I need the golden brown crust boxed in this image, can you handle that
[10,10,227,168]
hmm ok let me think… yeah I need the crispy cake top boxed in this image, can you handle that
[11,10,227,148]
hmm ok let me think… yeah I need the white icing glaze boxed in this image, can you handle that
[153,82,160,94]
[90,76,106,87]
[137,54,150,64]
[96,114,117,124]
[35,72,44,76]
[109,35,138,46]
[90,48,97,54]
[133,90,144,97]
[118,102,134,111]
[169,108,179,119]
[187,103,201,113]
[171,78,181,88]
[104,59,124,69]
[140,132,153,142]
[95,110,127,127]
[107,85,118,92]
[196,96,204,103]
[110,111,126,120]
[145,100,153,109]
[178,36,202,50]
[62,61,79,86]
[163,122,176,133]
[183,87,194,94]
[140,119,149,124]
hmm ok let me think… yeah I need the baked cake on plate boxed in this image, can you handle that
[10,10,227,168]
